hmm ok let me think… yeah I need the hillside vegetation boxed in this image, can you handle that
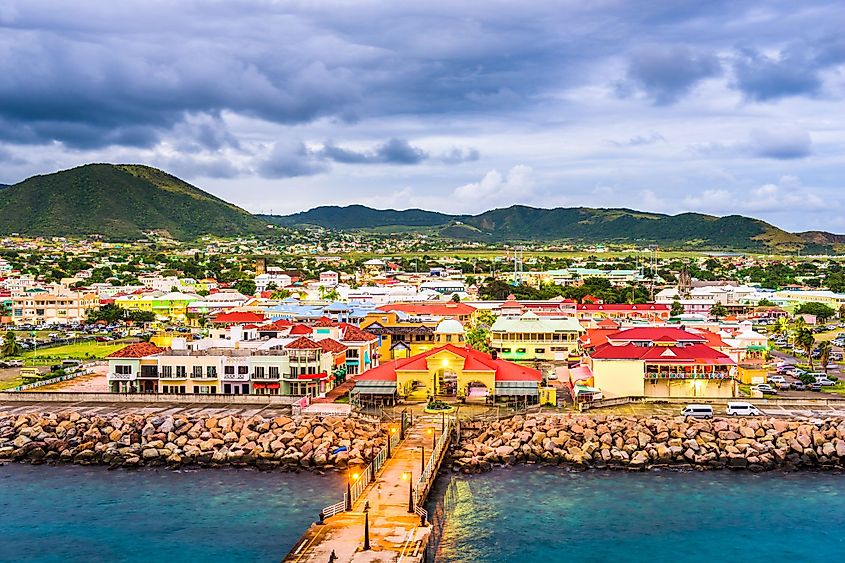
[0,164,266,239]
[268,204,837,251]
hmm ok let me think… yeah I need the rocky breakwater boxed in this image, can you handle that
[0,411,385,470]
[452,414,845,473]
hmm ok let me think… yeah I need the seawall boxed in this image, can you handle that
[451,414,845,472]
[0,410,383,469]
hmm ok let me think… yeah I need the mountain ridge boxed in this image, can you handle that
[262,204,840,252]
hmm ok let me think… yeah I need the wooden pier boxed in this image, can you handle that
[283,414,453,563]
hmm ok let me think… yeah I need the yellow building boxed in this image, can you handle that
[351,326,543,407]
[360,310,440,360]
[589,342,738,399]
[490,311,584,363]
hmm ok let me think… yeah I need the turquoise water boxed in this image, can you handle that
[0,464,343,563]
[427,467,845,563]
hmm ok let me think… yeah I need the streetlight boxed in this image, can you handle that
[346,471,359,511]
[363,501,371,551]
[388,426,396,458]
[403,471,414,513]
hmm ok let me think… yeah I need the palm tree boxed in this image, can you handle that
[772,317,788,338]
[818,340,832,373]
[795,327,816,371]
[1,331,21,357]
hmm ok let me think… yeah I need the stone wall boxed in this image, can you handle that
[0,411,384,469]
[452,414,845,472]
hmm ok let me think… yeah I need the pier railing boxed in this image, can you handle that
[413,415,455,523]
[319,410,410,520]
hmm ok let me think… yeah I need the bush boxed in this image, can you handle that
[798,373,816,385]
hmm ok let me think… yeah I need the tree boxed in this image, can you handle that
[795,327,816,371]
[709,303,728,319]
[234,279,257,296]
[757,298,775,307]
[1,331,21,357]
[271,289,292,300]
[465,310,496,353]
[795,302,837,323]
[818,340,832,373]
[450,293,461,302]
[670,300,684,317]
[772,317,789,337]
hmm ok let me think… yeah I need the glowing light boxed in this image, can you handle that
[352,472,360,481]
[402,472,410,481]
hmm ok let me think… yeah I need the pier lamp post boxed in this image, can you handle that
[403,471,414,513]
[421,445,425,473]
[346,471,359,511]
[363,501,371,551]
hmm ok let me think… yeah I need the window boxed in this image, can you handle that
[516,348,526,353]
[115,365,132,375]
[269,366,279,377]
[224,366,235,375]
[161,366,173,377]
[254,366,265,378]
[176,366,186,377]
[238,365,248,374]
[535,348,545,354]
[192,366,202,377]
[207,366,217,377]
[503,348,511,353]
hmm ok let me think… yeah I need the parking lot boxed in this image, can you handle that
[594,401,845,418]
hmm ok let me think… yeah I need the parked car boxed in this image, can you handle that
[792,381,807,391]
[681,404,713,419]
[726,402,763,416]
[809,382,823,392]
[775,381,792,390]
[815,377,836,387]
[754,384,778,395]
[769,375,786,384]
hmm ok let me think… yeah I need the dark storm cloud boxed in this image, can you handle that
[317,139,477,165]
[621,46,722,105]
[257,142,329,179]
[732,48,822,101]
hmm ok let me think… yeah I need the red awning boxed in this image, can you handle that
[266,383,280,389]
[252,383,266,389]
[298,372,328,380]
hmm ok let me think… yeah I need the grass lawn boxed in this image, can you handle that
[0,377,24,391]
[18,341,126,365]
[822,382,845,396]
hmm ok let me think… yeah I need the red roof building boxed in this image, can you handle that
[107,342,165,358]
[376,302,476,321]
[211,311,266,325]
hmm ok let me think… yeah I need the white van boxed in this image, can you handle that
[726,402,763,416]
[681,404,713,419]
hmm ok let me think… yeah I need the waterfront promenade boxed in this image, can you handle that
[284,415,448,562]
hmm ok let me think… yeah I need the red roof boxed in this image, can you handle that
[339,324,378,342]
[584,328,617,349]
[376,302,476,317]
[212,311,266,324]
[577,303,670,312]
[317,338,347,353]
[356,344,542,383]
[289,324,314,335]
[605,327,707,343]
[596,318,620,329]
[590,343,734,365]
[313,316,336,327]
[107,342,164,358]
[284,336,323,350]
[260,319,293,331]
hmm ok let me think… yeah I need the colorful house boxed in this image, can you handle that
[360,310,440,360]
[351,342,542,406]
[490,311,584,364]
[106,342,165,393]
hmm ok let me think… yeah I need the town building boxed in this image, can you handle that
[10,287,99,325]
[351,343,543,407]
[490,311,584,364]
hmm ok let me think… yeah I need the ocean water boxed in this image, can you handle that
[427,467,845,563]
[0,463,343,563]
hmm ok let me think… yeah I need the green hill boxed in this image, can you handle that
[0,164,266,239]
[260,204,463,229]
[270,204,836,252]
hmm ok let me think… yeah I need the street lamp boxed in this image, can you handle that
[403,471,414,513]
[346,471,359,511]
[363,501,371,551]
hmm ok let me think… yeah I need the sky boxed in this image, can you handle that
[1,1,844,231]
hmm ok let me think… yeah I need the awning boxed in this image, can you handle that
[253,383,267,389]
[746,345,768,351]
[298,372,328,380]
[494,382,539,396]
[266,383,280,389]
[574,385,601,396]
[351,381,397,395]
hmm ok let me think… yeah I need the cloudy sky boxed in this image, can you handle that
[1,1,844,231]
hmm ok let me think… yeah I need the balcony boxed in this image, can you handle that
[108,372,135,381]
[645,371,732,380]
[251,372,282,380]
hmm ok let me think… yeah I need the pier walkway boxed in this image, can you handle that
[283,414,453,563]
